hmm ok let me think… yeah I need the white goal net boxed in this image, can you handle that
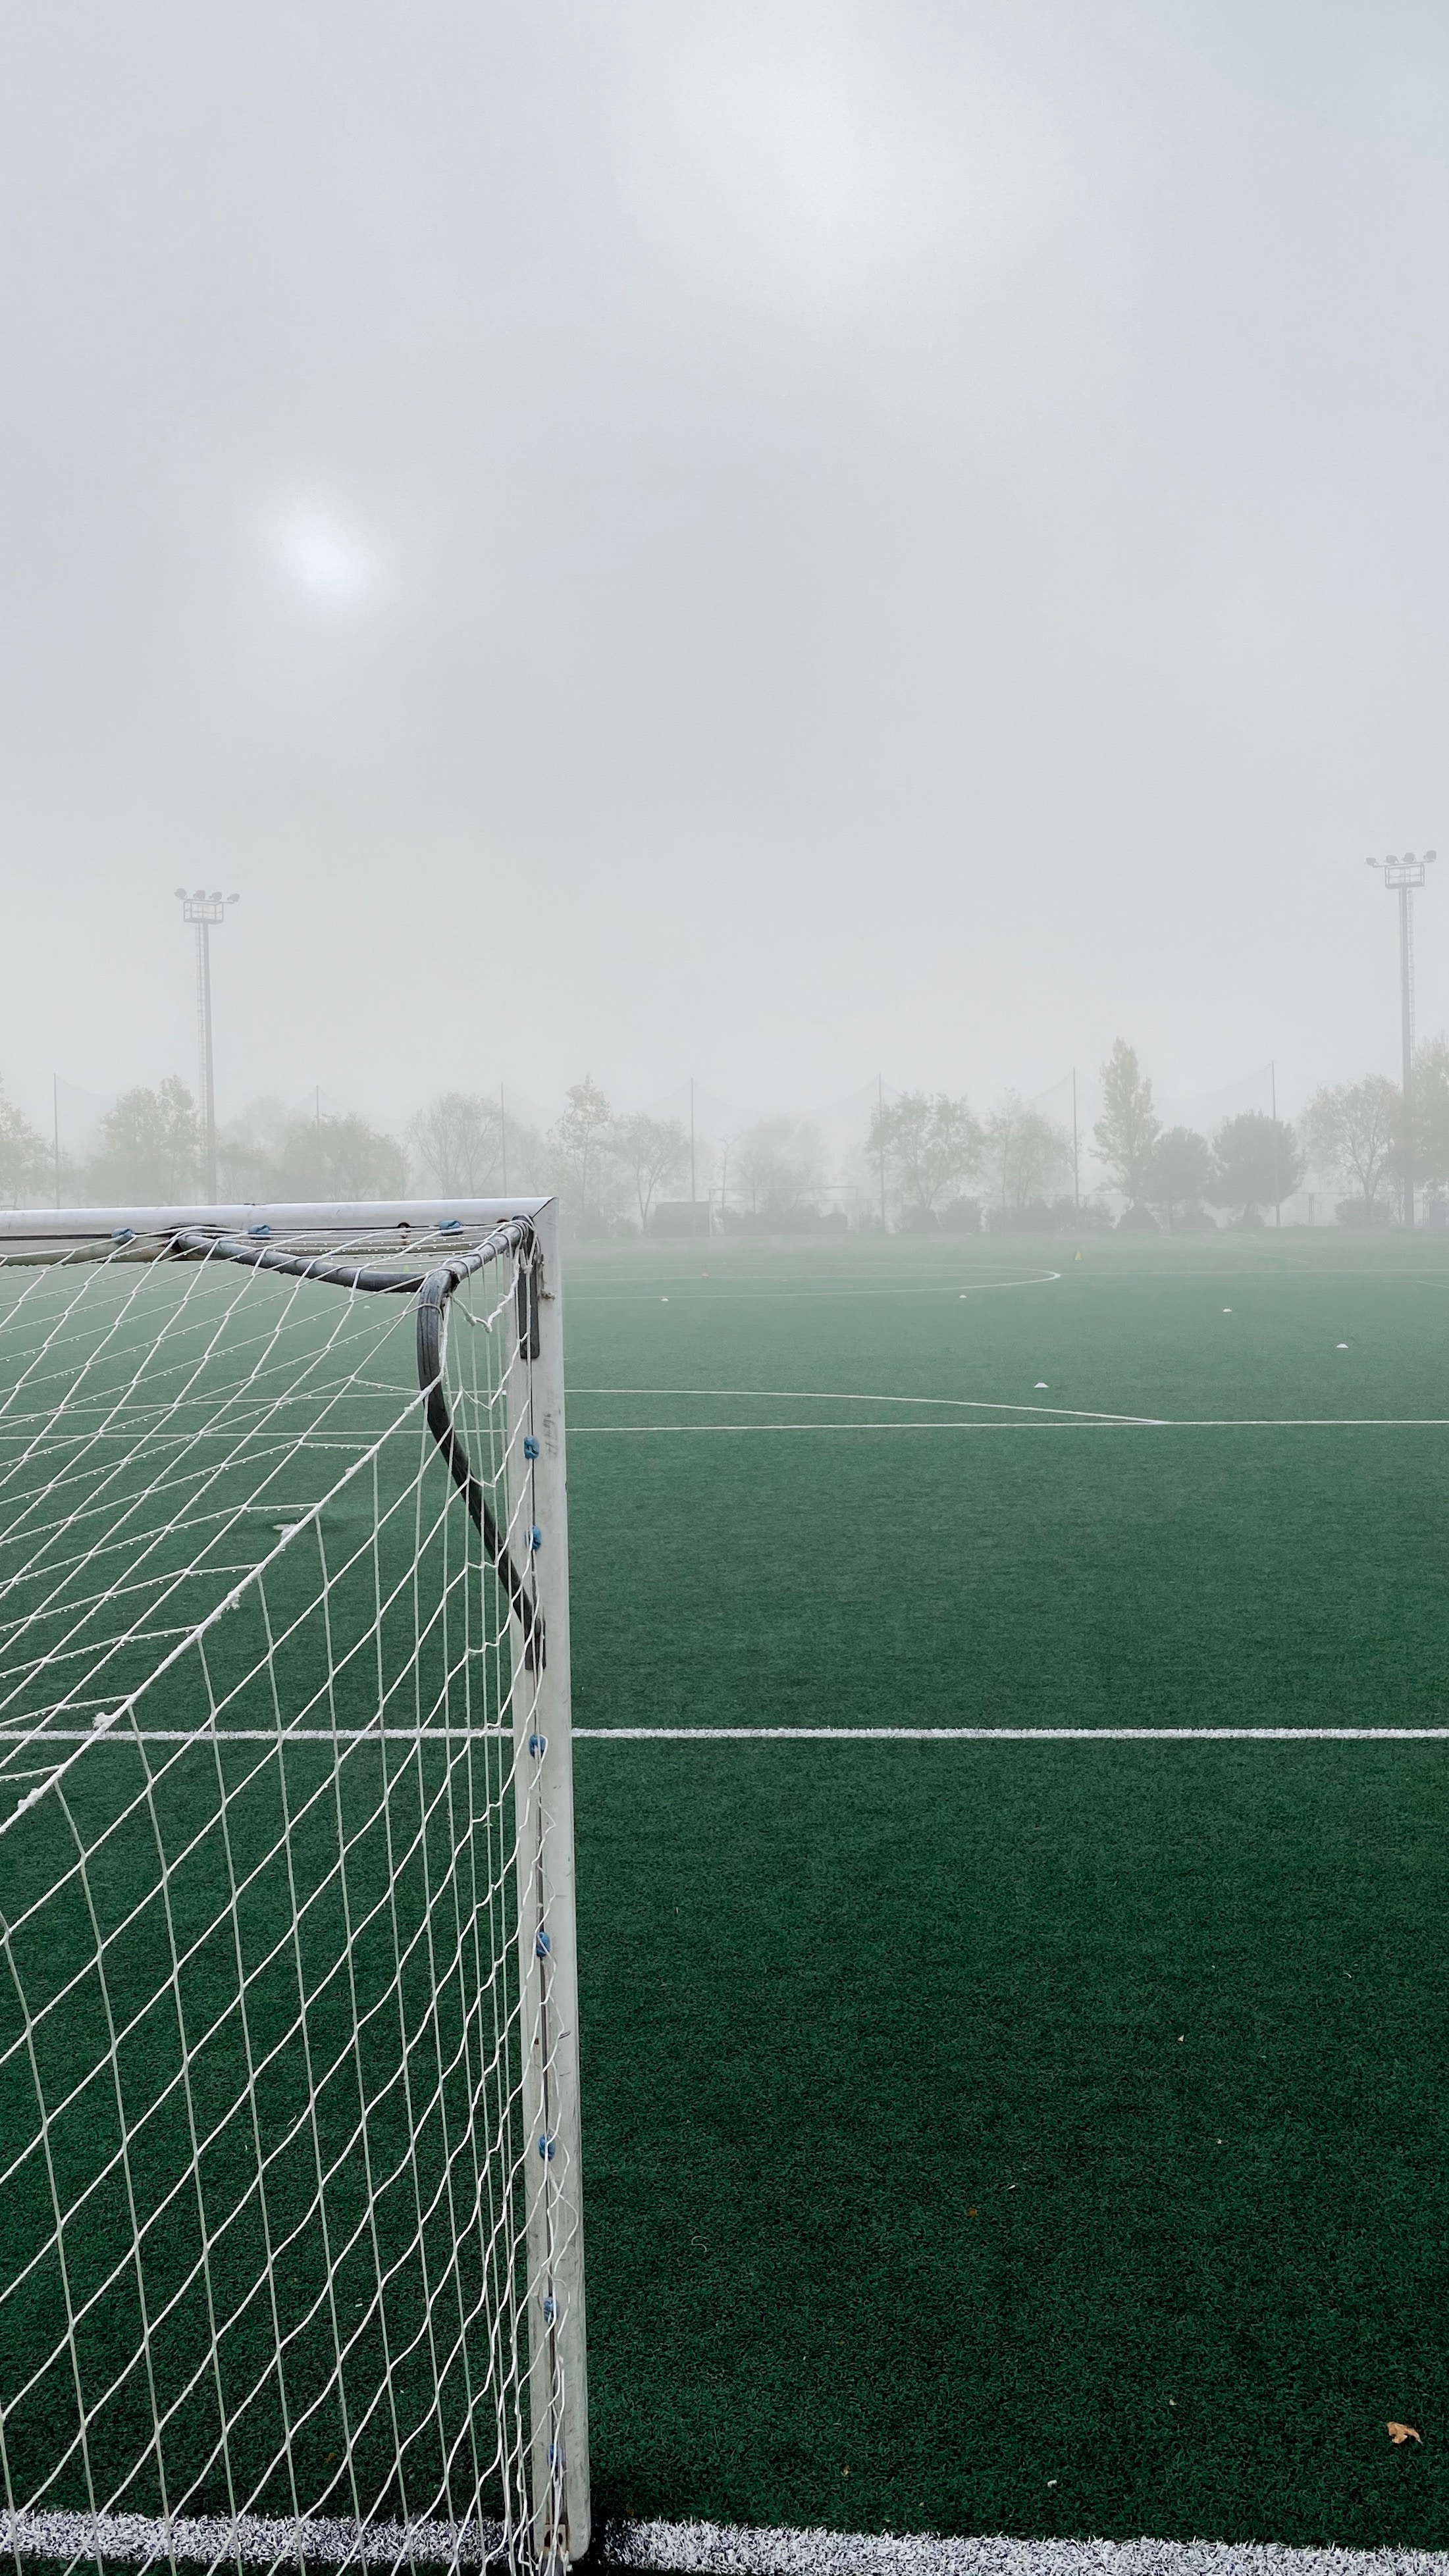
[0,1200,587,2576]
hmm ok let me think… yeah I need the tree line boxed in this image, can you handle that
[866,1048,1307,1232]
[0,1071,702,1227]
[870,1037,1446,1231]
[0,1080,412,1208]
[0,1043,1443,1228]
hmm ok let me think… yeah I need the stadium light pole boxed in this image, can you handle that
[1366,852,1435,1227]
[175,887,240,1201]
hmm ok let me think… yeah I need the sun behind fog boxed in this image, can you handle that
[272,510,379,603]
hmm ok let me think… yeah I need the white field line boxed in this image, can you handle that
[566,1387,1449,1432]
[569,1419,1449,1433]
[569,1424,1160,1436]
[9,2508,1448,2576]
[0,1726,513,1745]
[576,1274,1062,1303]
[572,1268,1058,1288]
[0,2506,496,2567]
[572,1727,1449,1742]
[2,1727,1444,1746]
[570,1387,1150,1422]
[614,2516,1449,2576]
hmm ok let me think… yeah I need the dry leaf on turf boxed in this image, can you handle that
[1387,2423,1421,2446]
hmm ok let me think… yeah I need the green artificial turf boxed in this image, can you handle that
[558,1231,1449,2546]
[564,1233,1449,1735]
[0,1736,519,2529]
[578,1740,1449,2547]
[6,1229,1449,2552]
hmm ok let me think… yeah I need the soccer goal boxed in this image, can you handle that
[0,1198,587,2576]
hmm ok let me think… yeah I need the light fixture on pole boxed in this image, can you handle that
[175,887,240,1200]
[1366,850,1435,1226]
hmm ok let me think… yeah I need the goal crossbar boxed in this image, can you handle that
[0,1202,550,1264]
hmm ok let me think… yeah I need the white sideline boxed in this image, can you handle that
[7,2511,1446,2576]
[612,2522,1449,2576]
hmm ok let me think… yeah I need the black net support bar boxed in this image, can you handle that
[171,1219,546,1670]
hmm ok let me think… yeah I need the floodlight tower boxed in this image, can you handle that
[175,887,240,1200]
[1366,850,1435,1225]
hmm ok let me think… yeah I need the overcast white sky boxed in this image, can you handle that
[3,0,1448,1133]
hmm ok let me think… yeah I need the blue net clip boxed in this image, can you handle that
[535,1926,552,1958]
[528,1732,547,1758]
[438,1217,462,1233]
[529,1524,542,1552]
[112,1228,135,1244]
[538,2133,556,2162]
[247,1222,272,1238]
[523,1435,540,1460]
[542,2296,556,2325]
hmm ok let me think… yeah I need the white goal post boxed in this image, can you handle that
[0,1199,587,2576]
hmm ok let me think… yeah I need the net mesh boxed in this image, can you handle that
[0,1219,576,2575]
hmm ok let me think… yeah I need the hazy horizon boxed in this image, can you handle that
[5,2,1449,1136]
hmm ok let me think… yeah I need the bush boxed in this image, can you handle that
[1335,1197,1394,1228]
[983,1197,1111,1234]
[1116,1202,1159,1230]
[720,1206,843,1235]
[897,1202,979,1233]
[985,1198,1057,1233]
[1044,1195,1112,1233]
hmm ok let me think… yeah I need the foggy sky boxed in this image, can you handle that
[3,1,1449,1137]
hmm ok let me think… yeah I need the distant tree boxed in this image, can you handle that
[278,1112,407,1199]
[1302,1076,1401,1218]
[215,1095,291,1200]
[715,1131,743,1213]
[88,1077,199,1201]
[1147,1125,1213,1229]
[731,1118,824,1218]
[612,1114,689,1225]
[216,1135,275,1198]
[409,1091,504,1195]
[0,1076,48,1206]
[982,1093,1070,1212]
[1208,1111,1305,1224]
[1409,1037,1449,1192]
[1093,1040,1160,1204]
[548,1077,619,1229]
[866,1091,982,1222]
